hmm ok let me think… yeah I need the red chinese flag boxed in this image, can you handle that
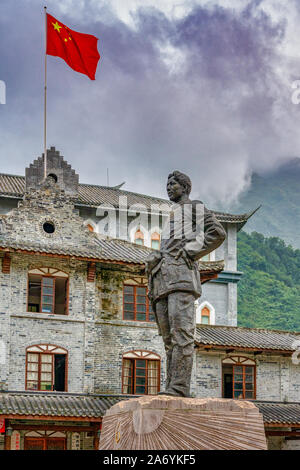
[46,13,100,80]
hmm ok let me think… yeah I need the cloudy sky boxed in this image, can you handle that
[1,0,300,208]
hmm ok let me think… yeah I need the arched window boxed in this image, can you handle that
[27,268,69,315]
[122,350,160,395]
[222,356,256,400]
[151,232,160,250]
[134,230,144,246]
[201,307,210,324]
[196,301,215,325]
[26,344,68,392]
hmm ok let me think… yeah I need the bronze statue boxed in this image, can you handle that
[145,171,226,397]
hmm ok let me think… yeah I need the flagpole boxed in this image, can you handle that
[44,6,47,179]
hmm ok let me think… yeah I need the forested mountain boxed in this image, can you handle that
[237,231,300,331]
[233,158,300,249]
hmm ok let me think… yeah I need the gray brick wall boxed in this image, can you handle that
[0,250,99,393]
[195,351,300,402]
[0,254,11,390]
[195,352,222,398]
[94,268,165,394]
[201,281,234,326]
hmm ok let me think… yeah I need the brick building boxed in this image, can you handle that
[0,147,299,450]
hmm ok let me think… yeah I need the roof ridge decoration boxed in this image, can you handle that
[25,147,79,197]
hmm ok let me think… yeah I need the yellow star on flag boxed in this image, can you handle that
[52,21,62,32]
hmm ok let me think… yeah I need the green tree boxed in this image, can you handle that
[237,231,300,331]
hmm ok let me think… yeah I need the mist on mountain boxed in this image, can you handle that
[232,157,300,249]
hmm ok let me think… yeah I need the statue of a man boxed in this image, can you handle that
[145,171,226,397]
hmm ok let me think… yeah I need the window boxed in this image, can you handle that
[196,301,215,325]
[27,268,68,314]
[201,307,210,324]
[123,285,155,322]
[26,345,67,392]
[222,356,256,400]
[122,350,160,395]
[151,232,160,250]
[24,431,66,450]
[134,230,144,246]
[43,222,55,234]
[47,173,58,183]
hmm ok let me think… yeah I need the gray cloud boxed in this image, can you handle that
[0,0,297,209]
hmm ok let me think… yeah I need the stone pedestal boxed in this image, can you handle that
[99,396,267,450]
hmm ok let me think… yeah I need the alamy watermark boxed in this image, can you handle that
[0,197,205,244]
[0,80,5,104]
[95,196,205,246]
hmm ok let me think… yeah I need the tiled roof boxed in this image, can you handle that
[0,234,224,273]
[0,174,168,209]
[195,325,300,352]
[255,401,300,425]
[94,236,152,264]
[1,392,300,426]
[78,183,169,209]
[0,173,256,228]
[197,260,224,273]
[0,391,131,418]
[0,234,152,264]
[0,174,24,196]
[211,207,260,228]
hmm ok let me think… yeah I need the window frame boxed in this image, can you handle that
[24,436,67,450]
[27,268,69,315]
[151,232,160,250]
[25,344,68,392]
[122,350,161,395]
[222,356,256,400]
[201,306,210,325]
[123,284,155,322]
[134,230,144,246]
[40,275,55,314]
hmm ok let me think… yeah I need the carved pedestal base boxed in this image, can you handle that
[99,396,267,450]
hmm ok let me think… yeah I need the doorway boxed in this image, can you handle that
[24,436,66,450]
